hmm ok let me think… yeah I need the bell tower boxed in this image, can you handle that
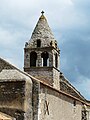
[24,11,60,89]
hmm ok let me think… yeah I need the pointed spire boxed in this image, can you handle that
[27,11,58,49]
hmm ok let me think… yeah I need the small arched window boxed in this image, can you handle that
[41,52,49,66]
[37,39,41,47]
[55,53,58,68]
[30,51,37,67]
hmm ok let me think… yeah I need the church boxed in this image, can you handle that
[0,11,90,120]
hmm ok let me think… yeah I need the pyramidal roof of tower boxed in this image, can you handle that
[27,11,57,48]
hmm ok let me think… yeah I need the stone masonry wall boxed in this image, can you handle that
[24,48,60,89]
[27,67,53,86]
[0,80,33,120]
[0,81,25,120]
[24,79,33,120]
[53,68,60,90]
[32,80,40,120]
[38,83,82,120]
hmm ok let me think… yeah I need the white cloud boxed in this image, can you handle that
[74,75,90,100]
[0,28,13,45]
[0,0,74,26]
[0,27,23,47]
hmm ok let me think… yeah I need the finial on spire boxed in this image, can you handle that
[41,11,44,15]
[39,11,46,20]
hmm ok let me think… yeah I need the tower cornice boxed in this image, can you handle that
[24,46,60,54]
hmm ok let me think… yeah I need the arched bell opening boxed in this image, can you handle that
[55,53,58,68]
[30,51,37,67]
[41,52,49,66]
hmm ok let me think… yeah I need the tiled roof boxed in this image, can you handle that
[60,73,85,101]
[0,69,31,81]
[0,58,15,72]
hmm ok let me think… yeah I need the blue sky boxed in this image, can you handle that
[0,0,90,100]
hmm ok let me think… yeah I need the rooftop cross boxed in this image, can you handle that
[41,11,44,15]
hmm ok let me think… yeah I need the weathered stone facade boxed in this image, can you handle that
[39,84,83,120]
[0,12,90,120]
[0,69,32,120]
[23,12,90,120]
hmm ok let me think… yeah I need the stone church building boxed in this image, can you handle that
[0,12,90,120]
